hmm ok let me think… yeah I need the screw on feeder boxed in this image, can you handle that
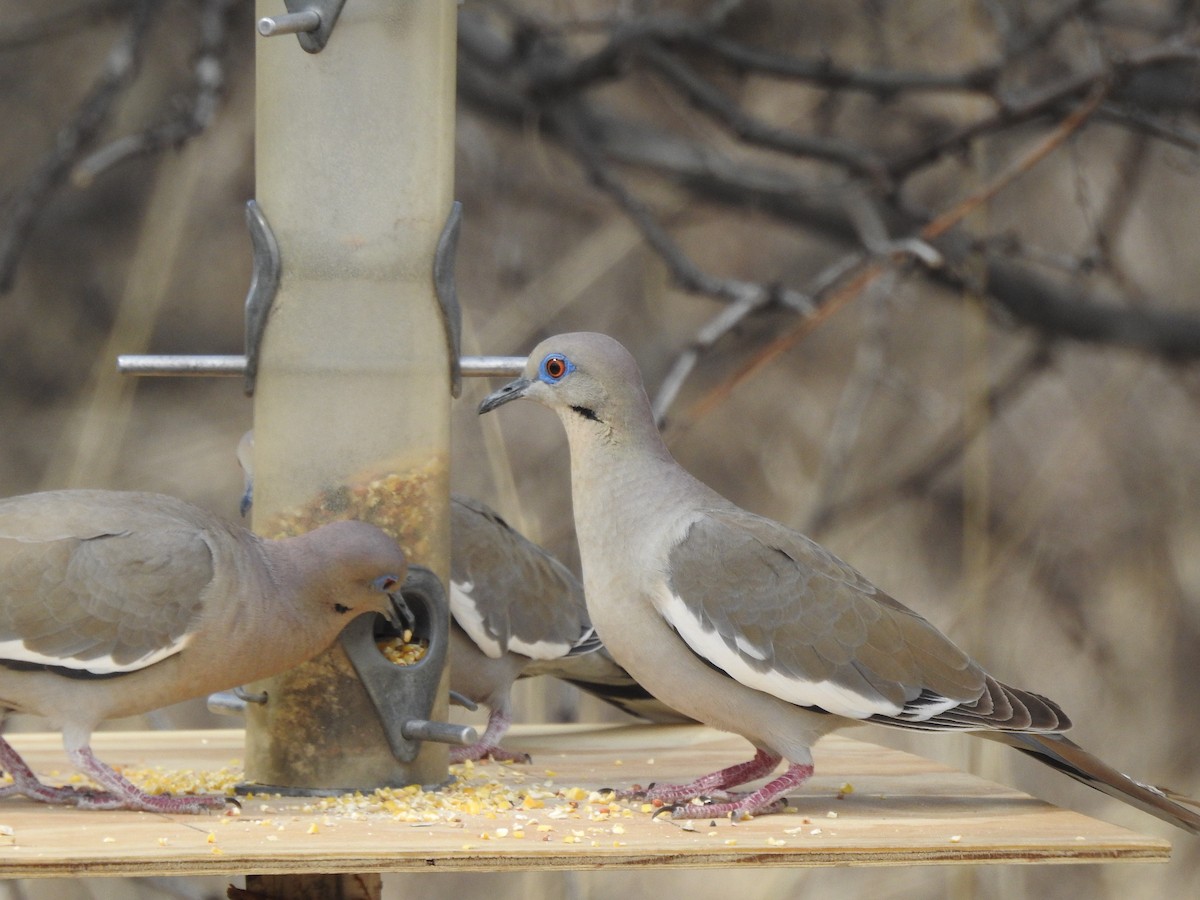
[257,10,321,37]
[207,686,268,717]
[256,0,348,53]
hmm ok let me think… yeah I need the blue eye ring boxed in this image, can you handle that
[538,354,574,383]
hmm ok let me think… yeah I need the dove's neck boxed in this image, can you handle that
[557,397,716,591]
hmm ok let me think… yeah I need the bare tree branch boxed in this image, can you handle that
[635,41,888,180]
[815,341,1056,530]
[0,0,154,293]
[458,7,1200,370]
[71,0,237,186]
[0,0,136,53]
[804,267,900,533]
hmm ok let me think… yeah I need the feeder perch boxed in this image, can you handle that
[339,567,475,762]
[257,0,347,53]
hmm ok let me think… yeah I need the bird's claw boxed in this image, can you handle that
[449,744,531,765]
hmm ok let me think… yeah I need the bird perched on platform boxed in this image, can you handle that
[479,331,1200,832]
[0,489,407,813]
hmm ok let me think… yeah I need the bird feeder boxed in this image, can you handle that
[118,2,525,797]
[237,0,458,792]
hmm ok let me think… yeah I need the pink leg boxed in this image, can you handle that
[67,745,226,813]
[449,708,531,764]
[0,737,123,807]
[669,762,814,819]
[622,748,782,804]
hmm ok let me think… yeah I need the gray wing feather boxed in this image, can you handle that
[667,508,986,714]
[0,491,216,669]
[451,495,592,657]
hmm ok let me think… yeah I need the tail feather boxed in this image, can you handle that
[981,730,1200,835]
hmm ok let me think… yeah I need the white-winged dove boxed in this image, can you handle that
[0,489,407,813]
[479,331,1200,831]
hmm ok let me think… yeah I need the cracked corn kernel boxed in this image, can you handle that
[377,635,428,666]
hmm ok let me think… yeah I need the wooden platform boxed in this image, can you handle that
[0,725,1170,877]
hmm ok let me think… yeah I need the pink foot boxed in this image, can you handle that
[0,780,124,807]
[620,749,782,804]
[449,708,531,764]
[450,742,532,764]
[665,762,814,820]
[0,737,122,807]
[67,746,227,814]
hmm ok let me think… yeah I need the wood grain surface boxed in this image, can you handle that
[0,725,1170,877]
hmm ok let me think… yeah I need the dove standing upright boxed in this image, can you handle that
[0,489,407,813]
[479,331,1200,831]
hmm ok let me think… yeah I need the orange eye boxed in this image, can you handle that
[540,354,571,382]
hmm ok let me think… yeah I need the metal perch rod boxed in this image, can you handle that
[117,355,525,377]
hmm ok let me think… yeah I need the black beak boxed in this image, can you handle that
[387,591,416,631]
[478,377,532,414]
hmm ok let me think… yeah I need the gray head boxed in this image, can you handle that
[281,519,409,624]
[478,333,656,440]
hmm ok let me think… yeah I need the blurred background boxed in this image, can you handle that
[2,0,1199,896]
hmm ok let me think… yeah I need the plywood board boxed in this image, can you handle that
[0,725,1170,877]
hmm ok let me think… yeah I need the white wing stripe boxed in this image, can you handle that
[0,636,188,675]
[450,581,504,658]
[449,581,574,661]
[505,636,574,660]
[654,585,902,720]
